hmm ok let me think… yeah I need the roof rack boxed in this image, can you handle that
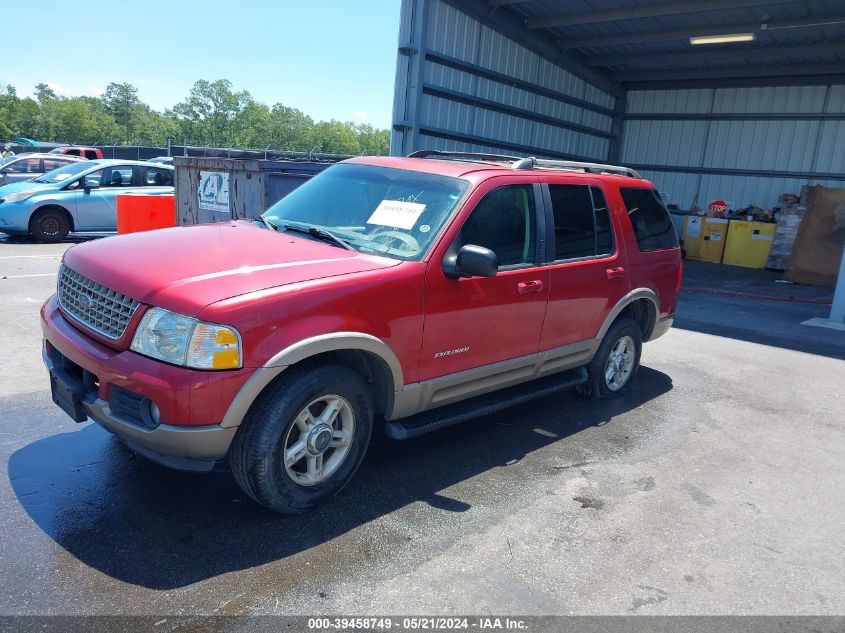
[407,150,522,163]
[407,150,641,178]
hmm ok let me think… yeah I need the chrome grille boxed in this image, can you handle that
[58,265,140,339]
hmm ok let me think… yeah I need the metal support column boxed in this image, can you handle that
[390,0,429,156]
[608,92,626,163]
[830,240,845,323]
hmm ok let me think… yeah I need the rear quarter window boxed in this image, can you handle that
[620,187,679,251]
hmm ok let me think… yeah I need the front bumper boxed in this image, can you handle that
[0,202,35,233]
[41,295,252,471]
[46,357,235,471]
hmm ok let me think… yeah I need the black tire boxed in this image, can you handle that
[577,317,643,400]
[229,364,373,513]
[30,207,71,243]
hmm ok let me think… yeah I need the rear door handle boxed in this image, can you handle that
[517,280,544,295]
[606,266,625,280]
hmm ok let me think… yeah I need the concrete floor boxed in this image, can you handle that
[1,236,843,617]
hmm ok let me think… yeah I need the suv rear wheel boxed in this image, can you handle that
[577,317,642,399]
[230,364,373,513]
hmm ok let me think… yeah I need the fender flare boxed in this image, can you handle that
[596,288,659,341]
[221,332,404,428]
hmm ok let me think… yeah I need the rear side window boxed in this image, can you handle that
[140,166,174,186]
[620,187,679,251]
[548,184,615,260]
[43,158,71,172]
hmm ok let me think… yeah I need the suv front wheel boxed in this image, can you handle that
[230,364,373,513]
[577,317,642,399]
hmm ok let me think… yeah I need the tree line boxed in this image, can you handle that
[0,79,390,155]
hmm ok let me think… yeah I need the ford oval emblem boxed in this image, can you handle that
[79,293,95,309]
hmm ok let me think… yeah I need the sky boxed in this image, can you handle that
[2,0,401,129]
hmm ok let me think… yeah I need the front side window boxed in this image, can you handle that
[101,166,134,187]
[620,187,679,251]
[82,168,134,188]
[459,185,536,268]
[263,163,470,262]
[548,184,615,260]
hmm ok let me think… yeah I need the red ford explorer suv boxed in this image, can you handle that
[41,151,682,513]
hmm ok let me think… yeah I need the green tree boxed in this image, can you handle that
[172,79,252,145]
[268,104,315,151]
[34,83,58,103]
[13,98,41,139]
[233,101,273,147]
[100,82,141,142]
[355,123,390,155]
[0,84,19,137]
[311,120,361,154]
[2,77,391,154]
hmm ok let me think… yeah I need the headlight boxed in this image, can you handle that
[130,307,242,370]
[2,190,37,203]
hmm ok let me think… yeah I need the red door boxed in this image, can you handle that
[539,180,630,351]
[420,180,548,382]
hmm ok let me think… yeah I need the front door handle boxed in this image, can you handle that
[606,266,625,280]
[517,280,544,295]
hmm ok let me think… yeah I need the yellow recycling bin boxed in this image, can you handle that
[723,220,776,268]
[684,216,728,263]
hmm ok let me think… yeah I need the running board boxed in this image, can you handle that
[385,367,588,440]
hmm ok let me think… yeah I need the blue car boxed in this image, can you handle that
[0,159,174,242]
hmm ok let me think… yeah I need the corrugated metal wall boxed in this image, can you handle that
[391,0,616,161]
[622,85,845,210]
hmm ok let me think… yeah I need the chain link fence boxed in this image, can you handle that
[1,140,352,163]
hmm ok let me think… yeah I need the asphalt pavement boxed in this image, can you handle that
[1,236,843,618]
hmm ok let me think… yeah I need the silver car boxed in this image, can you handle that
[0,153,87,186]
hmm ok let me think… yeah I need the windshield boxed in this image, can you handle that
[0,156,16,167]
[262,163,470,261]
[34,161,93,184]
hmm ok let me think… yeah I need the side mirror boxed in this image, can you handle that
[83,177,99,190]
[455,244,498,278]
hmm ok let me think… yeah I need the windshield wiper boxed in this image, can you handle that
[257,215,278,231]
[282,223,354,251]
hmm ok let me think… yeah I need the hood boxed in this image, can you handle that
[63,221,400,316]
[0,180,54,195]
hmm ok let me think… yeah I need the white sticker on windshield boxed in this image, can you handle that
[367,200,426,230]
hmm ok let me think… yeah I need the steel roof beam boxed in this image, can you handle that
[525,0,793,30]
[443,0,621,96]
[588,42,845,67]
[623,75,845,90]
[615,62,845,82]
[559,12,845,49]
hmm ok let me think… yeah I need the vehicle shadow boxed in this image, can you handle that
[9,367,673,590]
[673,293,845,360]
[0,233,111,245]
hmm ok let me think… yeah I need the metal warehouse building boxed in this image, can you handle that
[390,0,845,211]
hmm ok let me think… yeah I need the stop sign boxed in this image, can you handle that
[708,200,728,217]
